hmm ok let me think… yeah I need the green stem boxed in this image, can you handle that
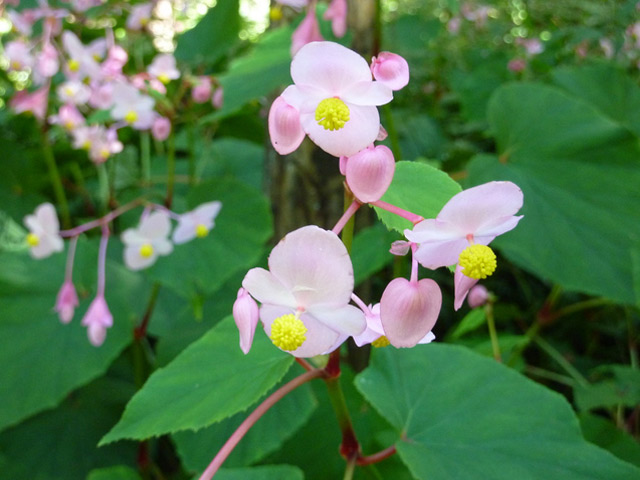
[551,297,612,320]
[485,301,502,362]
[165,132,176,207]
[533,335,589,387]
[343,457,357,480]
[524,365,574,386]
[141,131,151,187]
[187,123,196,185]
[41,128,71,228]
[97,163,109,214]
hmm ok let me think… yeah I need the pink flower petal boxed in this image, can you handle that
[406,219,468,269]
[453,264,479,311]
[307,304,365,336]
[268,95,306,155]
[233,288,260,354]
[323,0,347,37]
[340,81,393,106]
[380,277,442,348]
[345,144,395,203]
[243,268,297,308]
[370,52,410,91]
[291,4,323,56]
[139,211,171,238]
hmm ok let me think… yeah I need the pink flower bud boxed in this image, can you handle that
[151,116,171,141]
[380,277,441,348]
[192,76,212,103]
[508,58,527,73]
[54,280,79,324]
[323,0,347,38]
[291,3,323,56]
[345,145,395,203]
[233,288,260,354]
[81,295,113,347]
[467,284,489,309]
[10,84,49,121]
[390,240,411,256]
[268,95,305,155]
[371,52,410,91]
[212,87,224,109]
[36,42,59,78]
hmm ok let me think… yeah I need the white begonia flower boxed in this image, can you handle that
[147,54,180,84]
[110,82,156,130]
[172,201,222,244]
[57,80,91,105]
[24,203,64,259]
[121,211,173,270]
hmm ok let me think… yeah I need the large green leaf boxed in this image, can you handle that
[172,376,316,472]
[355,344,640,479]
[351,223,399,286]
[0,238,148,432]
[87,466,141,480]
[174,0,240,66]
[146,177,273,298]
[100,317,294,444]
[216,466,304,480]
[466,81,640,304]
[580,413,640,468]
[374,161,461,233]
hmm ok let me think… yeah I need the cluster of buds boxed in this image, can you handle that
[234,41,523,358]
[22,200,221,346]
[2,1,223,164]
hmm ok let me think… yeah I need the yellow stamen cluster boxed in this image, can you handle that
[67,59,80,72]
[269,5,283,21]
[458,244,497,279]
[26,233,40,247]
[270,314,307,351]
[125,110,138,124]
[139,243,154,258]
[195,224,209,238]
[372,336,390,348]
[315,97,350,131]
[158,74,170,84]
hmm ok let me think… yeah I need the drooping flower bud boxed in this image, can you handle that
[291,3,323,56]
[268,95,305,155]
[192,76,212,103]
[371,52,410,91]
[81,295,113,347]
[233,288,260,354]
[54,280,79,324]
[345,145,395,203]
[380,277,441,348]
[467,284,489,309]
[323,0,347,38]
[151,116,171,141]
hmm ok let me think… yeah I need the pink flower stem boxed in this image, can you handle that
[64,236,78,282]
[97,224,109,297]
[59,199,143,237]
[350,293,371,316]
[295,357,314,372]
[369,200,423,225]
[332,200,361,236]
[356,445,397,466]
[198,368,325,480]
[151,203,182,221]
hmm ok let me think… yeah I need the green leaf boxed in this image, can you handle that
[0,210,28,253]
[0,238,147,432]
[374,161,461,233]
[215,465,304,480]
[199,138,264,190]
[574,365,640,411]
[447,308,486,340]
[87,466,142,480]
[172,376,316,471]
[100,317,294,445]
[201,27,293,123]
[351,223,399,286]
[467,81,640,304]
[146,177,273,298]
[174,0,240,66]
[580,413,640,468]
[0,376,137,480]
[355,344,640,479]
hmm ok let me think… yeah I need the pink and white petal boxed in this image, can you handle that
[438,181,524,233]
[121,228,144,246]
[413,236,469,270]
[340,81,393,106]
[291,41,372,94]
[154,238,174,256]
[44,234,64,254]
[30,241,55,259]
[306,304,365,336]
[172,219,196,244]
[139,211,172,239]
[124,246,157,270]
[453,264,479,311]
[300,104,380,157]
[35,203,60,234]
[233,288,260,354]
[24,214,43,235]
[194,201,222,225]
[417,331,436,344]
[268,95,306,155]
[321,333,349,355]
[243,268,297,308]
[268,226,353,308]
[475,214,524,240]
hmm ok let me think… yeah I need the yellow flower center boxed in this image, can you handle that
[195,224,209,238]
[64,86,74,97]
[99,148,110,160]
[139,243,154,258]
[157,74,170,84]
[67,59,80,72]
[10,60,22,70]
[82,140,92,150]
[458,244,497,279]
[270,313,307,351]
[269,5,283,21]
[315,97,350,131]
[125,110,138,124]
[26,233,40,247]
[64,120,75,130]
[372,336,390,348]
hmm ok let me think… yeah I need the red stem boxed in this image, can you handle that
[356,445,397,466]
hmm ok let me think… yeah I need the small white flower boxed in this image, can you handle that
[122,211,173,270]
[110,82,156,130]
[172,201,222,244]
[23,203,64,259]
[147,54,180,84]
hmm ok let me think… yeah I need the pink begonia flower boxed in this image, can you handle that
[81,295,113,347]
[212,87,223,109]
[62,31,102,80]
[447,17,461,34]
[268,96,306,155]
[405,181,523,271]
[88,127,123,164]
[7,10,34,36]
[379,277,441,348]
[233,288,260,354]
[172,201,222,244]
[508,58,527,73]
[88,82,115,109]
[151,116,171,141]
[147,54,180,84]
[271,41,393,157]
[101,45,128,79]
[126,3,153,30]
[10,84,49,121]
[237,225,365,357]
[516,38,543,56]
[121,211,173,270]
[370,52,410,91]
[68,0,104,13]
[600,38,614,59]
[49,103,85,131]
[110,82,156,130]
[87,37,108,61]
[191,76,212,103]
[23,203,64,259]
[389,240,411,256]
[35,42,60,79]
[323,0,347,38]
[291,3,324,56]
[54,280,79,324]
[352,303,435,347]
[344,144,395,203]
[5,40,35,71]
[57,80,91,105]
[467,284,489,309]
